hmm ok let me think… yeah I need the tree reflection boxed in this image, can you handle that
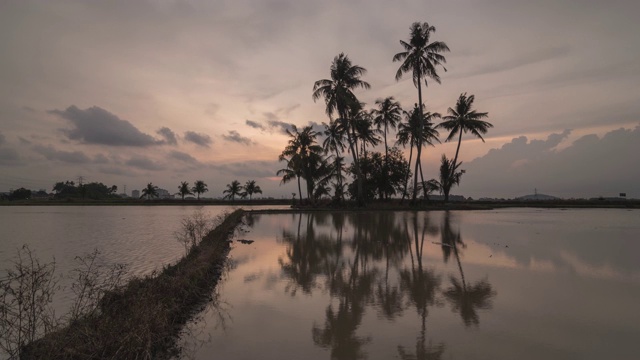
[441,211,496,327]
[397,212,445,360]
[276,211,497,358]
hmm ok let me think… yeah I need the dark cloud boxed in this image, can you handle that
[266,120,295,134]
[32,144,92,164]
[0,147,20,165]
[98,166,128,176]
[93,153,109,164]
[184,131,212,148]
[0,132,5,145]
[168,150,199,164]
[245,120,265,130]
[49,105,160,146]
[460,127,640,198]
[18,137,31,145]
[222,130,253,145]
[21,106,37,113]
[125,155,165,171]
[156,127,178,145]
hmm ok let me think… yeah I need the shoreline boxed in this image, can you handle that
[1,198,638,209]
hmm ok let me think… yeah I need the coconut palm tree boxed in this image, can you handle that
[352,108,380,158]
[279,125,325,204]
[223,180,243,201]
[372,97,402,162]
[191,180,208,200]
[439,93,491,174]
[394,22,450,204]
[432,154,464,203]
[244,180,263,200]
[277,158,303,205]
[177,181,193,200]
[140,182,158,200]
[313,53,371,205]
[395,105,440,202]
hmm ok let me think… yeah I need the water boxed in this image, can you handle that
[182,208,640,360]
[0,205,287,312]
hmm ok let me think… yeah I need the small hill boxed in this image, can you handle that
[516,193,559,201]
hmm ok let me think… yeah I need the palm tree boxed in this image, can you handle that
[177,181,193,200]
[191,180,208,200]
[372,97,402,163]
[277,158,303,205]
[352,107,380,158]
[313,53,371,206]
[140,182,158,200]
[279,125,325,204]
[394,22,450,204]
[244,180,263,200]
[223,180,243,201]
[395,105,440,202]
[432,154,464,202]
[439,93,491,174]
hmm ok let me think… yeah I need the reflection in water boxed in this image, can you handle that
[277,211,496,359]
[441,212,496,327]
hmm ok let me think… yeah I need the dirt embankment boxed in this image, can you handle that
[22,210,244,360]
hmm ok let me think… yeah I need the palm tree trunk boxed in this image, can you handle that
[400,140,414,204]
[344,117,364,206]
[297,176,303,206]
[452,129,463,171]
[411,76,424,204]
[384,123,389,200]
[334,148,344,202]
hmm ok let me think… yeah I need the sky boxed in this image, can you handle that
[1,0,639,199]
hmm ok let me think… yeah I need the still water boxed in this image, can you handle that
[0,205,287,311]
[183,208,640,360]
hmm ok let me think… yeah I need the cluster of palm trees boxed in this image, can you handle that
[177,180,208,200]
[223,180,263,201]
[280,21,492,206]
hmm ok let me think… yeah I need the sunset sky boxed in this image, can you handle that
[1,0,639,199]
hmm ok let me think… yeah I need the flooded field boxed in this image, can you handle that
[183,208,640,360]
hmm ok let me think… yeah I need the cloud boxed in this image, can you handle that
[184,131,212,147]
[266,120,295,134]
[125,155,165,171]
[168,150,199,164]
[455,46,571,78]
[205,103,220,117]
[18,137,31,145]
[222,130,253,145]
[0,132,5,145]
[32,144,91,164]
[459,126,640,198]
[49,105,160,146]
[0,147,20,166]
[210,160,279,178]
[156,127,178,145]
[245,120,265,130]
[93,153,110,164]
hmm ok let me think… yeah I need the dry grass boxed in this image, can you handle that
[22,209,244,360]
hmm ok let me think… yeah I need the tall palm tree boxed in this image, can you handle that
[140,182,158,200]
[352,107,380,158]
[394,22,449,204]
[313,53,371,206]
[372,97,402,163]
[191,180,208,200]
[177,181,193,200]
[439,93,491,173]
[223,180,243,201]
[244,180,263,200]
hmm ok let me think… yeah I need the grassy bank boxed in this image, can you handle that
[22,209,244,360]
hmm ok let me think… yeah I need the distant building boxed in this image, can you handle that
[131,190,140,198]
[157,188,174,199]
